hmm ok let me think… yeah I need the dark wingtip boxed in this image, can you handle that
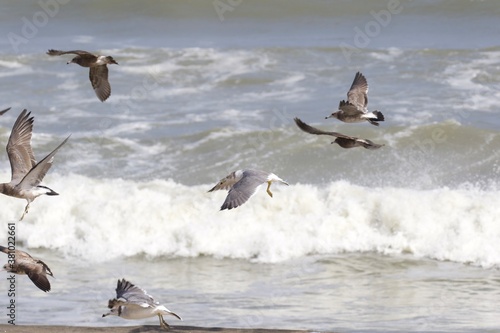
[374,111,385,121]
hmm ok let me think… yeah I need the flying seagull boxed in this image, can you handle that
[0,109,69,220]
[47,49,118,102]
[0,107,10,116]
[294,117,384,150]
[0,245,54,292]
[326,72,384,126]
[209,169,289,210]
[103,278,182,331]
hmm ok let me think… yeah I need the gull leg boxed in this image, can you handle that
[266,181,273,198]
[19,203,30,221]
[158,314,170,331]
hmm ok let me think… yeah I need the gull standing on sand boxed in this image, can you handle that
[0,107,10,116]
[47,49,118,102]
[326,72,384,126]
[0,245,54,292]
[294,117,384,150]
[209,169,289,210]
[0,109,69,220]
[103,278,182,331]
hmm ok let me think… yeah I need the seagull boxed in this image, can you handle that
[0,245,54,292]
[208,169,289,210]
[0,107,10,116]
[0,109,69,220]
[294,117,384,150]
[47,49,118,102]
[326,72,384,126]
[102,278,182,331]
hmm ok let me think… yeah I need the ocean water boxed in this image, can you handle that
[0,0,499,332]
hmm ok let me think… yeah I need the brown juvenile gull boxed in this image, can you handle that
[0,109,70,221]
[294,117,384,150]
[103,278,182,331]
[0,245,54,292]
[0,107,10,116]
[209,169,289,210]
[326,72,384,126]
[47,49,118,102]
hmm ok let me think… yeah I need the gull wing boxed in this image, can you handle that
[346,72,369,110]
[21,258,52,292]
[89,65,111,102]
[0,245,11,254]
[8,249,51,292]
[295,118,384,150]
[17,136,69,190]
[0,107,10,115]
[7,110,35,183]
[220,171,268,210]
[338,100,364,116]
[294,117,355,140]
[46,49,97,61]
[114,279,157,308]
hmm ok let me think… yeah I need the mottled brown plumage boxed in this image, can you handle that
[294,117,384,150]
[326,72,384,126]
[0,245,54,292]
[47,49,118,102]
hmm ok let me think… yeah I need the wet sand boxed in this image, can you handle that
[0,325,328,333]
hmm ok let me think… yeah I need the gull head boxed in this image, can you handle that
[67,57,79,65]
[325,111,340,120]
[106,56,119,65]
[102,307,119,317]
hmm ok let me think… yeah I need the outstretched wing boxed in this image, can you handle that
[294,117,354,140]
[17,135,70,190]
[89,65,111,102]
[346,72,368,110]
[114,279,156,308]
[220,170,268,210]
[47,49,96,60]
[7,110,36,183]
[0,107,10,115]
[25,263,51,292]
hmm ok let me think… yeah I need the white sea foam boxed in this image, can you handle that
[0,60,23,69]
[1,174,498,268]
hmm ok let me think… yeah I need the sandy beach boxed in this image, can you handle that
[0,325,325,333]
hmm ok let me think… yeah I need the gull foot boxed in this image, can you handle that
[159,315,171,331]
